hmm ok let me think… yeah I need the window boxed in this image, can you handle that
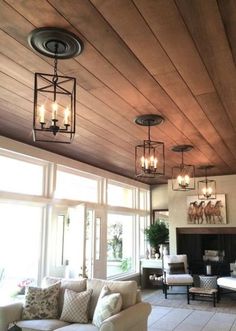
[55,166,99,202]
[0,153,45,195]
[107,181,134,208]
[139,216,148,258]
[107,213,135,278]
[139,189,150,210]
[0,202,43,302]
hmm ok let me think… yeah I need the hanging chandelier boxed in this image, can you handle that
[172,145,195,191]
[198,165,216,199]
[134,114,165,178]
[28,27,83,143]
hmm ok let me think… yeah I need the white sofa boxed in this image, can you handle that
[0,277,151,331]
[217,276,236,292]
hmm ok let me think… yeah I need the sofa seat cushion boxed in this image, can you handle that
[16,319,69,331]
[55,324,98,331]
[87,278,137,320]
[165,274,193,285]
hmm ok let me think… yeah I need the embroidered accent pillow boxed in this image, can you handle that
[92,285,122,327]
[60,289,92,323]
[22,282,61,320]
[168,262,185,274]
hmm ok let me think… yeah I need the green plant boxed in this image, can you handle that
[145,222,169,257]
[120,257,132,272]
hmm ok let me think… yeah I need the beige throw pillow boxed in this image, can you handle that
[92,285,122,327]
[22,282,61,320]
[60,289,92,323]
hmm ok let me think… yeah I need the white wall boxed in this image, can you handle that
[151,184,168,210]
[152,175,236,254]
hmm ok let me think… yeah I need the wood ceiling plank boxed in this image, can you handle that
[176,0,236,129]
[154,71,236,166]
[218,0,236,64]
[94,0,214,95]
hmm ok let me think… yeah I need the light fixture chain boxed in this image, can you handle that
[53,43,59,83]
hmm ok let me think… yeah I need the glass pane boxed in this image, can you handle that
[140,189,149,210]
[0,203,42,302]
[85,209,94,278]
[0,155,44,195]
[55,169,98,202]
[107,213,134,277]
[139,216,147,258]
[95,217,101,260]
[107,183,133,208]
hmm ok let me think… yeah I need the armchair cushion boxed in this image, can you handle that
[165,274,193,285]
[164,254,188,273]
[168,262,185,274]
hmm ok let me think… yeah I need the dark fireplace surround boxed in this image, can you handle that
[177,227,236,276]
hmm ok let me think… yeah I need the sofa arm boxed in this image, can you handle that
[99,302,151,331]
[0,302,23,331]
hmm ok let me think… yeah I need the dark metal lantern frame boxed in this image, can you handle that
[172,145,195,191]
[33,72,76,143]
[134,114,165,178]
[28,27,83,143]
[198,165,216,200]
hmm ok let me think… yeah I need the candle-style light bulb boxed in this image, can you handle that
[52,101,58,120]
[39,105,45,123]
[64,107,70,125]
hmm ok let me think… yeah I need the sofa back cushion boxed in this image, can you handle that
[22,282,61,320]
[86,278,137,320]
[42,276,87,314]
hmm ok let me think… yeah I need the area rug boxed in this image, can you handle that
[142,289,236,314]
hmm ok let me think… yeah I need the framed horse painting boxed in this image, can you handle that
[186,194,226,225]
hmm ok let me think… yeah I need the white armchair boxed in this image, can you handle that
[163,254,193,299]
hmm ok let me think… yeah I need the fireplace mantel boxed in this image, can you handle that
[177,227,236,235]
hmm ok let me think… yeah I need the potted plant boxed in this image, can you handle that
[145,222,169,259]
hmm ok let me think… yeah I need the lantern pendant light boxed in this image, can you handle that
[198,165,216,199]
[28,27,83,143]
[134,114,165,178]
[172,145,195,191]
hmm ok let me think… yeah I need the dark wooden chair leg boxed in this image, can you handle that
[213,292,216,307]
[187,285,190,304]
[164,283,167,299]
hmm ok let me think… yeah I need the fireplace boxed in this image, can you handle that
[176,227,236,276]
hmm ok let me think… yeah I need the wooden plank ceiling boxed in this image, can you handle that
[0,0,235,185]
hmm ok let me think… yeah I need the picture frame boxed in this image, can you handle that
[186,194,226,224]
